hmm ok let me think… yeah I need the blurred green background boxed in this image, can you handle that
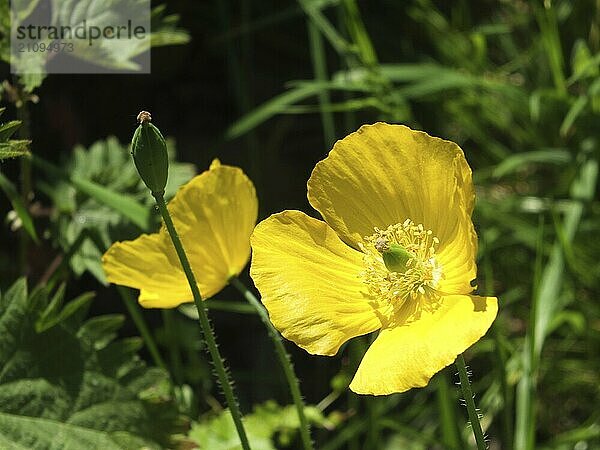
[0,0,599,449]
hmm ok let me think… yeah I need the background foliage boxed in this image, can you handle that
[0,0,599,449]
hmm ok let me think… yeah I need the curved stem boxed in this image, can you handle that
[117,286,167,370]
[153,193,251,450]
[230,276,313,450]
[455,354,487,450]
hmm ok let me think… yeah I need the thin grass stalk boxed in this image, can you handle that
[534,3,566,95]
[161,309,185,384]
[229,276,313,450]
[483,251,512,450]
[153,193,251,450]
[297,0,353,56]
[436,373,463,450]
[335,5,357,135]
[307,21,336,148]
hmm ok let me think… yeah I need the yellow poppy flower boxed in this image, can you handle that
[102,160,258,308]
[250,123,498,395]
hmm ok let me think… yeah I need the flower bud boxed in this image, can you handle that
[131,111,169,194]
[381,243,412,273]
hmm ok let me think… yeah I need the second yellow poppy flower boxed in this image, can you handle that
[102,160,258,308]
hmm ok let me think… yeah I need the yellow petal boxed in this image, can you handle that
[102,233,190,307]
[168,161,258,298]
[102,161,258,308]
[349,294,498,395]
[250,210,388,356]
[307,123,477,294]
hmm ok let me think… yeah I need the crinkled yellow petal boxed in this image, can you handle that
[102,233,190,307]
[349,294,498,395]
[307,123,477,294]
[250,210,389,356]
[167,160,258,298]
[102,160,258,308]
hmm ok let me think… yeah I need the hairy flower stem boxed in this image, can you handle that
[153,192,251,450]
[229,277,313,450]
[455,354,487,450]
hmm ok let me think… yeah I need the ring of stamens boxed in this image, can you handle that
[359,219,442,307]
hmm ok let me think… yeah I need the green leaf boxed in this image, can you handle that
[0,141,30,161]
[0,279,181,450]
[189,401,329,450]
[0,112,30,161]
[0,121,22,141]
[570,40,599,82]
[70,176,151,229]
[149,4,190,47]
[560,95,588,137]
[35,288,95,333]
[226,84,335,140]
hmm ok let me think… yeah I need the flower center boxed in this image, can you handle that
[359,219,442,307]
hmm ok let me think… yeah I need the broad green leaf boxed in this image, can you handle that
[70,176,151,229]
[0,279,181,450]
[189,401,329,450]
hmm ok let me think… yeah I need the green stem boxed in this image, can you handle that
[365,396,379,450]
[153,192,250,450]
[229,276,313,450]
[161,309,184,384]
[16,86,32,275]
[118,286,167,371]
[455,354,487,450]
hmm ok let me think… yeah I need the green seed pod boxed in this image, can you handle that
[131,111,169,194]
[382,243,412,273]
